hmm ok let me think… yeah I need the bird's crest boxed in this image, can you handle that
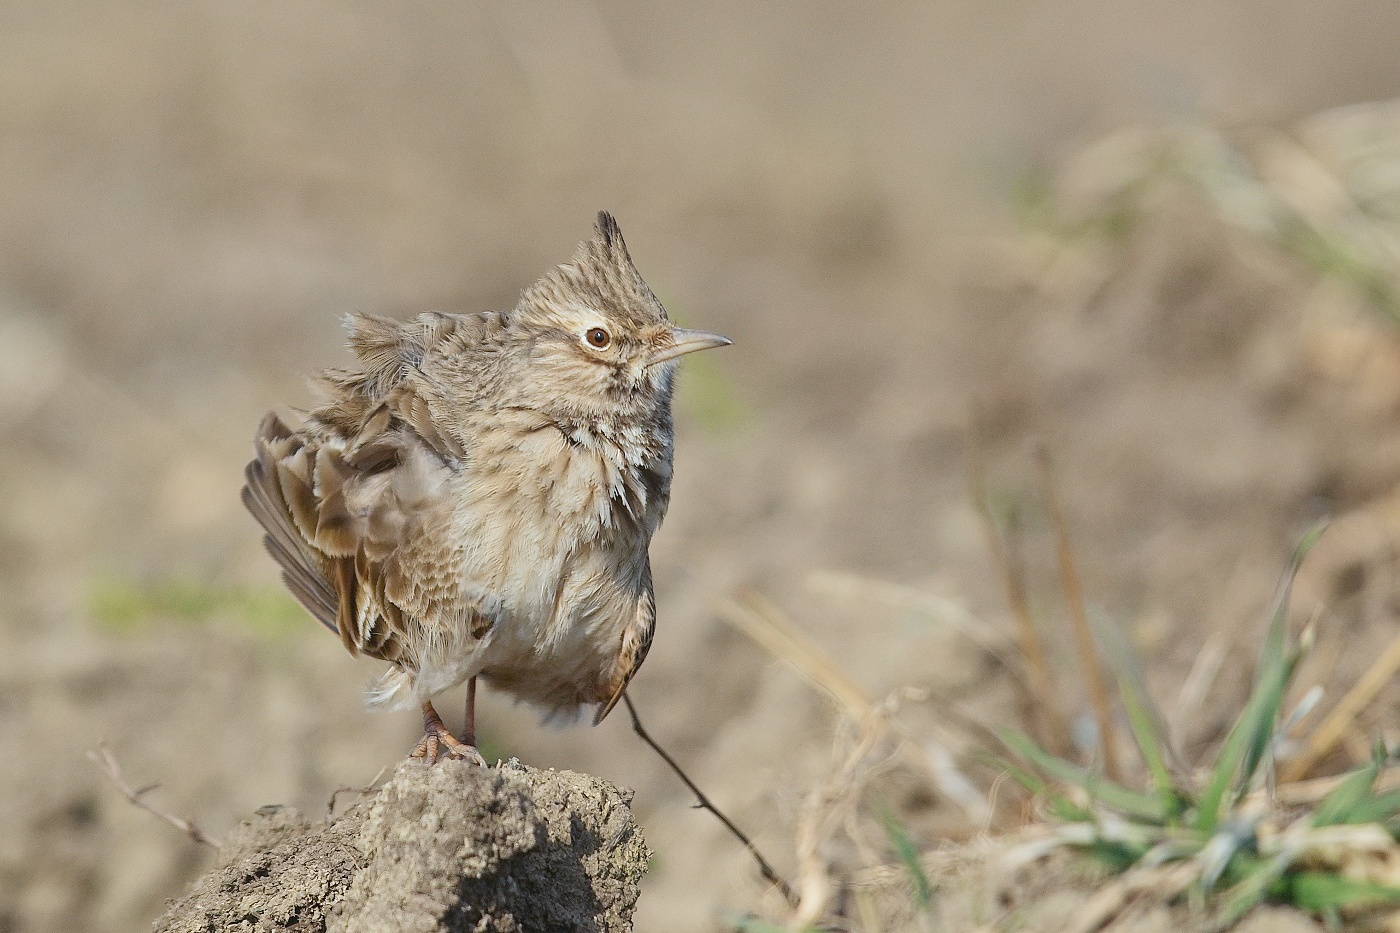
[593,211,631,266]
[517,211,667,327]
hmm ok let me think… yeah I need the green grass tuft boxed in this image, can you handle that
[730,916,816,933]
[999,524,1400,927]
[877,803,934,912]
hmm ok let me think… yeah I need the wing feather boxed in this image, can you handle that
[241,311,500,669]
[242,415,339,634]
[594,561,656,724]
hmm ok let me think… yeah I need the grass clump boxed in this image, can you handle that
[1021,108,1400,326]
[1001,525,1400,929]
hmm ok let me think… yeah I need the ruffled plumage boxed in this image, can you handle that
[241,214,704,725]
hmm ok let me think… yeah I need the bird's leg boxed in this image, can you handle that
[410,699,484,765]
[464,676,477,747]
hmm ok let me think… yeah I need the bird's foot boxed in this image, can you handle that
[410,701,485,766]
[409,724,485,765]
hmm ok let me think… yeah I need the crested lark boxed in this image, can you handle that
[242,212,730,762]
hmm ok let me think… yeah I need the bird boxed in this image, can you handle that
[241,212,731,763]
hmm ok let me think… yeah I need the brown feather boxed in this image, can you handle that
[242,417,340,634]
[311,446,359,557]
[244,312,478,670]
[594,567,656,725]
[332,556,359,656]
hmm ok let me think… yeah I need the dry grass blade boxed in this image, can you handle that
[87,742,221,848]
[326,765,389,819]
[1171,631,1229,750]
[967,417,1072,757]
[1274,765,1400,808]
[804,571,1023,677]
[718,591,991,823]
[1037,445,1123,782]
[791,705,895,928]
[719,590,873,718]
[1066,861,1199,933]
[853,888,884,933]
[1281,627,1400,783]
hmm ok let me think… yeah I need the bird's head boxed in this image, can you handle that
[503,212,731,423]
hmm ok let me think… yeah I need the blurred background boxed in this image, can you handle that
[8,2,1400,930]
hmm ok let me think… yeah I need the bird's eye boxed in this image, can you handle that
[584,327,611,349]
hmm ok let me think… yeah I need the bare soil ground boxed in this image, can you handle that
[7,4,1400,931]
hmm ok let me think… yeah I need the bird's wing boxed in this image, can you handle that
[242,412,340,635]
[593,559,656,724]
[242,311,499,664]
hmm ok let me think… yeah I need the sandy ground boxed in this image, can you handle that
[7,3,1400,931]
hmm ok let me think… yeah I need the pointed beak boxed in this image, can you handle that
[648,327,733,367]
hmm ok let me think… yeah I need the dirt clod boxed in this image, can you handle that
[153,760,648,933]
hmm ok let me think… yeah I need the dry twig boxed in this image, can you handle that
[87,742,221,849]
[620,693,797,907]
[791,705,894,928]
[967,418,1072,757]
[718,591,991,824]
[1037,444,1123,782]
[327,765,390,820]
[1282,626,1400,782]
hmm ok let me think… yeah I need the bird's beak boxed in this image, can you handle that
[648,327,733,367]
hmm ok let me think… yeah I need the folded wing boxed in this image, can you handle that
[241,311,499,666]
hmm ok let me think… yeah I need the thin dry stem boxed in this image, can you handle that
[1037,445,1123,782]
[718,591,990,823]
[792,704,895,927]
[967,418,1072,757]
[1274,764,1400,807]
[620,693,796,908]
[721,590,873,717]
[326,765,389,820]
[1171,630,1229,748]
[804,571,1025,679]
[87,742,221,849]
[1065,860,1198,933]
[1281,625,1400,782]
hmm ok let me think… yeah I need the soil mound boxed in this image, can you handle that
[154,759,649,933]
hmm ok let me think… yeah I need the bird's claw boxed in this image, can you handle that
[410,724,485,766]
